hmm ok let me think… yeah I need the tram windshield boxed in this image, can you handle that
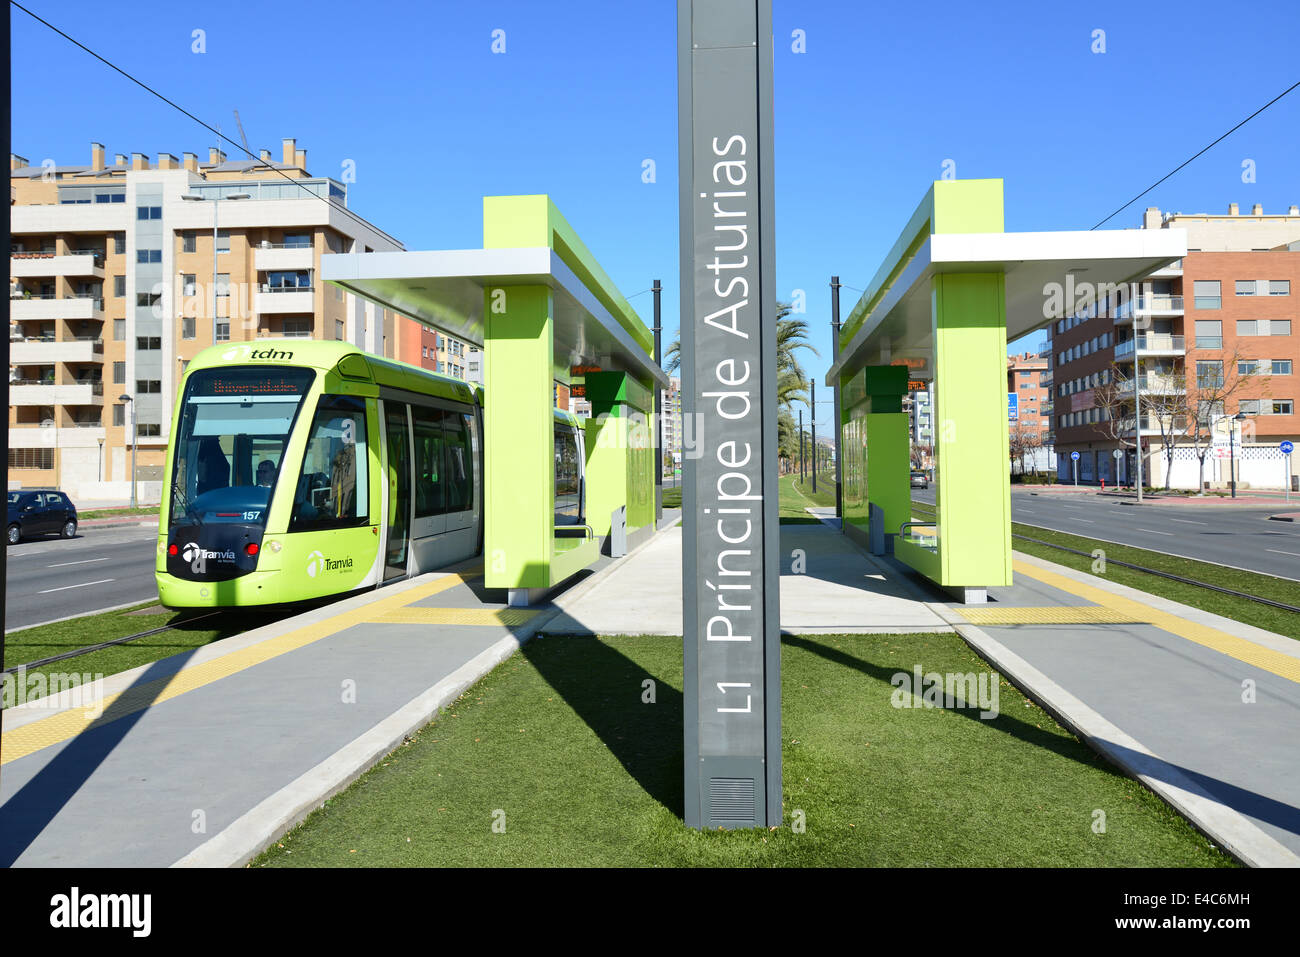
[169,366,316,527]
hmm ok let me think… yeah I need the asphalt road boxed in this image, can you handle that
[912,488,1300,582]
[4,524,160,631]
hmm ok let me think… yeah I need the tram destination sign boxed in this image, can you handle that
[677,0,780,829]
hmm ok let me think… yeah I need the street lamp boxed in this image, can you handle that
[1230,411,1248,499]
[182,190,251,342]
[119,393,136,508]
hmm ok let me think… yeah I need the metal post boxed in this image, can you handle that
[1,0,10,778]
[652,278,663,519]
[98,437,104,482]
[830,275,842,518]
[1133,314,1144,502]
[129,402,138,508]
[212,195,220,342]
[790,410,800,486]
[1230,420,1237,498]
[811,378,817,493]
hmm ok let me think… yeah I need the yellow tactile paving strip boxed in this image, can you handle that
[959,606,1145,625]
[960,560,1300,685]
[370,607,540,627]
[1,569,479,766]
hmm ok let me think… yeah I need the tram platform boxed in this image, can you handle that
[3,509,1298,866]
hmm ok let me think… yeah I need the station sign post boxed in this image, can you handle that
[678,0,781,829]
[1283,441,1294,502]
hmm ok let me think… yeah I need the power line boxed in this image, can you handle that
[10,0,375,234]
[1092,78,1300,230]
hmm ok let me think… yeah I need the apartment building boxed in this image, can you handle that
[1049,203,1300,490]
[8,138,407,501]
[660,375,682,470]
[1007,351,1055,473]
[394,322,472,379]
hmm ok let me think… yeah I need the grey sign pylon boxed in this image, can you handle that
[677,0,781,829]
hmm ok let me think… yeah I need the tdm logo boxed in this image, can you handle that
[181,544,236,564]
[221,344,294,362]
[306,550,353,578]
[50,887,151,937]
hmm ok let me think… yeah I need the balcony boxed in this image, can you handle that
[1118,374,1182,396]
[8,425,106,449]
[9,295,105,321]
[1124,414,1189,436]
[254,243,314,272]
[1114,334,1185,360]
[1148,258,1183,278]
[10,380,105,406]
[10,337,104,364]
[1114,294,1184,323]
[11,250,105,279]
[255,286,315,314]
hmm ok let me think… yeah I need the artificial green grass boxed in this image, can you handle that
[254,632,1232,867]
[909,498,1300,640]
[2,602,284,686]
[660,486,681,509]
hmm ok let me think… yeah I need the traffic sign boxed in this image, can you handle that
[1112,449,1122,459]
[1070,451,1080,461]
[1283,441,1295,454]
[1008,393,1019,421]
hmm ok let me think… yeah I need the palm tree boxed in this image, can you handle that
[662,302,818,412]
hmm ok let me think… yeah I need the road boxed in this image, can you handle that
[912,488,1300,582]
[4,524,160,631]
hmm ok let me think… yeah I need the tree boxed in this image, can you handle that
[1180,345,1267,494]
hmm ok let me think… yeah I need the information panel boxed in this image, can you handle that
[678,0,780,829]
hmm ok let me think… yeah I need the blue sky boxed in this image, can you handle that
[13,0,1300,439]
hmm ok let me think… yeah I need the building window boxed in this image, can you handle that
[1194,320,1222,349]
[1235,280,1261,296]
[8,448,54,470]
[215,322,230,342]
[1273,360,1293,375]
[1193,280,1221,310]
[217,230,230,254]
[113,275,126,297]
[113,361,126,384]
[1238,360,1263,375]
[136,379,162,394]
[1196,360,1224,389]
[136,336,161,350]
[182,231,196,253]
[114,233,126,254]
[136,249,162,264]
[136,292,161,308]
[182,316,196,339]
[137,423,162,437]
[182,274,197,297]
[283,233,311,248]
[335,319,344,340]
[137,206,162,220]
[113,319,125,340]
[215,274,230,297]
[1238,400,1260,415]
[1271,400,1295,415]
[1269,281,1290,296]
[282,318,312,338]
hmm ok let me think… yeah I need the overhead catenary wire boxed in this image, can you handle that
[1091,78,1300,230]
[9,1,388,238]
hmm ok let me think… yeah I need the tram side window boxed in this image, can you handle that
[290,396,368,531]
[444,410,473,513]
[412,406,445,517]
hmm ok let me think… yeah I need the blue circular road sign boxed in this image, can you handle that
[1283,441,1294,454]
[1070,451,1080,461]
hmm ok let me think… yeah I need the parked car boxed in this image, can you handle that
[909,469,929,489]
[6,488,78,544]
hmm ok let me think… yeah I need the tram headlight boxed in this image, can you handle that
[266,539,282,553]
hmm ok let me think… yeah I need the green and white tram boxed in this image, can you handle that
[156,339,585,608]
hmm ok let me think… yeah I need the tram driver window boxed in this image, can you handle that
[290,397,368,530]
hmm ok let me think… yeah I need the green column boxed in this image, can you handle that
[932,272,1012,589]
[482,284,554,595]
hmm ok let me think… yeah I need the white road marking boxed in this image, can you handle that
[37,578,116,594]
[1266,549,1300,558]
[1169,519,1206,525]
[1137,528,1173,536]
[46,557,112,568]
[1067,518,1095,523]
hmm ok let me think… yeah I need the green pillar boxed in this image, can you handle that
[482,284,554,599]
[584,371,655,546]
[932,272,1012,592]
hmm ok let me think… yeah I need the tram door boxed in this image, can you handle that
[383,402,413,581]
